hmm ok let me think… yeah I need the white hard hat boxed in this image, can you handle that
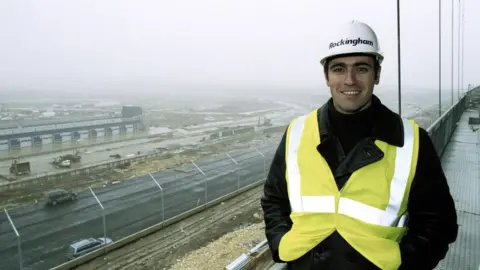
[320,20,384,66]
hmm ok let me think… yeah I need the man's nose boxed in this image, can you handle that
[344,70,356,85]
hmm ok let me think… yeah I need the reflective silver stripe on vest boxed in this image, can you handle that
[287,115,309,213]
[287,115,414,227]
[287,115,336,213]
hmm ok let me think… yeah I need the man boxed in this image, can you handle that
[261,20,458,270]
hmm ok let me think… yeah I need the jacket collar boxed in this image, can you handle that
[317,95,405,147]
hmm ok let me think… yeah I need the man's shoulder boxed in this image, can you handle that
[412,126,441,165]
[417,126,435,147]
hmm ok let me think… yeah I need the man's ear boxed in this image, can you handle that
[324,71,330,87]
[374,66,381,85]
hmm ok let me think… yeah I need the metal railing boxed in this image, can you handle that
[226,240,272,270]
[225,86,480,270]
[427,91,469,157]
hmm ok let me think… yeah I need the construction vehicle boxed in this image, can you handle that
[257,116,272,127]
[52,159,72,168]
[51,150,81,169]
[109,153,121,159]
[10,159,31,176]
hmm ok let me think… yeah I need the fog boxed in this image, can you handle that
[0,0,478,101]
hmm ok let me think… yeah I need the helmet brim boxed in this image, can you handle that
[320,52,384,66]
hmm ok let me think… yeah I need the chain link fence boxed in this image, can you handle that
[0,137,281,270]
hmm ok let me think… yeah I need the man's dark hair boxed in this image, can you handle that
[323,53,380,81]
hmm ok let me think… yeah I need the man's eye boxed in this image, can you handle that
[357,67,368,72]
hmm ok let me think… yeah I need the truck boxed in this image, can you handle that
[52,159,72,168]
[109,153,121,159]
[10,159,31,176]
[51,151,81,168]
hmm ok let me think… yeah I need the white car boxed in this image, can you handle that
[66,237,113,260]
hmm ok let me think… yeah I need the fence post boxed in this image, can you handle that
[251,145,266,179]
[4,208,22,270]
[226,152,240,190]
[149,173,165,225]
[192,161,207,208]
[88,187,107,255]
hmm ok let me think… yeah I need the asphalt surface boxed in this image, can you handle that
[0,142,278,270]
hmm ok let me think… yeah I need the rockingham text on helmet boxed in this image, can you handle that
[329,38,374,49]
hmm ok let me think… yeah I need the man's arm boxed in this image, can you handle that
[260,131,292,263]
[399,128,458,269]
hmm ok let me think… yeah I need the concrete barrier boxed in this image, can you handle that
[50,177,266,270]
[262,125,287,135]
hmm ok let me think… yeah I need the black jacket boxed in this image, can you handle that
[261,96,458,270]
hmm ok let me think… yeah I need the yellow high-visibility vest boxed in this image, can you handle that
[279,108,419,270]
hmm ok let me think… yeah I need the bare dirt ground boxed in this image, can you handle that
[0,132,281,210]
[74,185,265,270]
[150,112,245,129]
[169,222,265,270]
[149,99,284,129]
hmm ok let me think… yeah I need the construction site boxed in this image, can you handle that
[0,99,290,205]
[0,96,299,270]
[0,94,456,270]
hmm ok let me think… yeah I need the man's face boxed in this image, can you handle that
[325,55,380,114]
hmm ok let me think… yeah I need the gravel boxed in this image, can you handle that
[169,222,265,270]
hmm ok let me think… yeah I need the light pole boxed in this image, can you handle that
[89,187,107,255]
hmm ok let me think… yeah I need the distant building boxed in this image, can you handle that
[122,106,143,118]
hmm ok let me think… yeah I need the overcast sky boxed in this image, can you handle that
[0,0,478,97]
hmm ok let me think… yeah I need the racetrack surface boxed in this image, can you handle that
[0,143,277,270]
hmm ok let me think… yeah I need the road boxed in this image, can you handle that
[0,133,206,179]
[0,142,278,270]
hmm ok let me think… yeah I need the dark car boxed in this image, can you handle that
[44,188,77,206]
[66,237,113,260]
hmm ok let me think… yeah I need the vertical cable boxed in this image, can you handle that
[457,0,461,99]
[461,0,465,95]
[451,0,454,104]
[397,0,402,116]
[439,0,442,117]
